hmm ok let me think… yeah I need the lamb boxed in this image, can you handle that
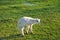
[17,17,40,36]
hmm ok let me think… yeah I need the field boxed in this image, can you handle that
[0,0,60,40]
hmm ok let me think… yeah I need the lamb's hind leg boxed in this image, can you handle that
[20,26,24,36]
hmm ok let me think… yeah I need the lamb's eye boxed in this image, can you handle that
[36,20,38,22]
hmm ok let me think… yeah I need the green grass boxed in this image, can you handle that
[0,0,60,40]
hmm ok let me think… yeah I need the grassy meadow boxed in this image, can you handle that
[0,0,60,40]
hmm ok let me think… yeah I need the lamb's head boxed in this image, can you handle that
[35,18,40,24]
[31,18,40,24]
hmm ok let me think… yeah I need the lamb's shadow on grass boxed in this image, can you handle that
[0,34,23,40]
[0,33,40,40]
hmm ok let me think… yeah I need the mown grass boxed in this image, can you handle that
[0,0,60,40]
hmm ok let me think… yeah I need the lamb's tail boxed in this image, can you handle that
[17,21,20,28]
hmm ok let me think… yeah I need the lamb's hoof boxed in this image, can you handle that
[25,32,28,34]
[20,35,24,37]
[30,32,34,34]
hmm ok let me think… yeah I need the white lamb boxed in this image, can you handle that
[17,17,40,36]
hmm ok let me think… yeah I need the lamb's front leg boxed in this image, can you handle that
[30,24,33,34]
[26,25,30,34]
